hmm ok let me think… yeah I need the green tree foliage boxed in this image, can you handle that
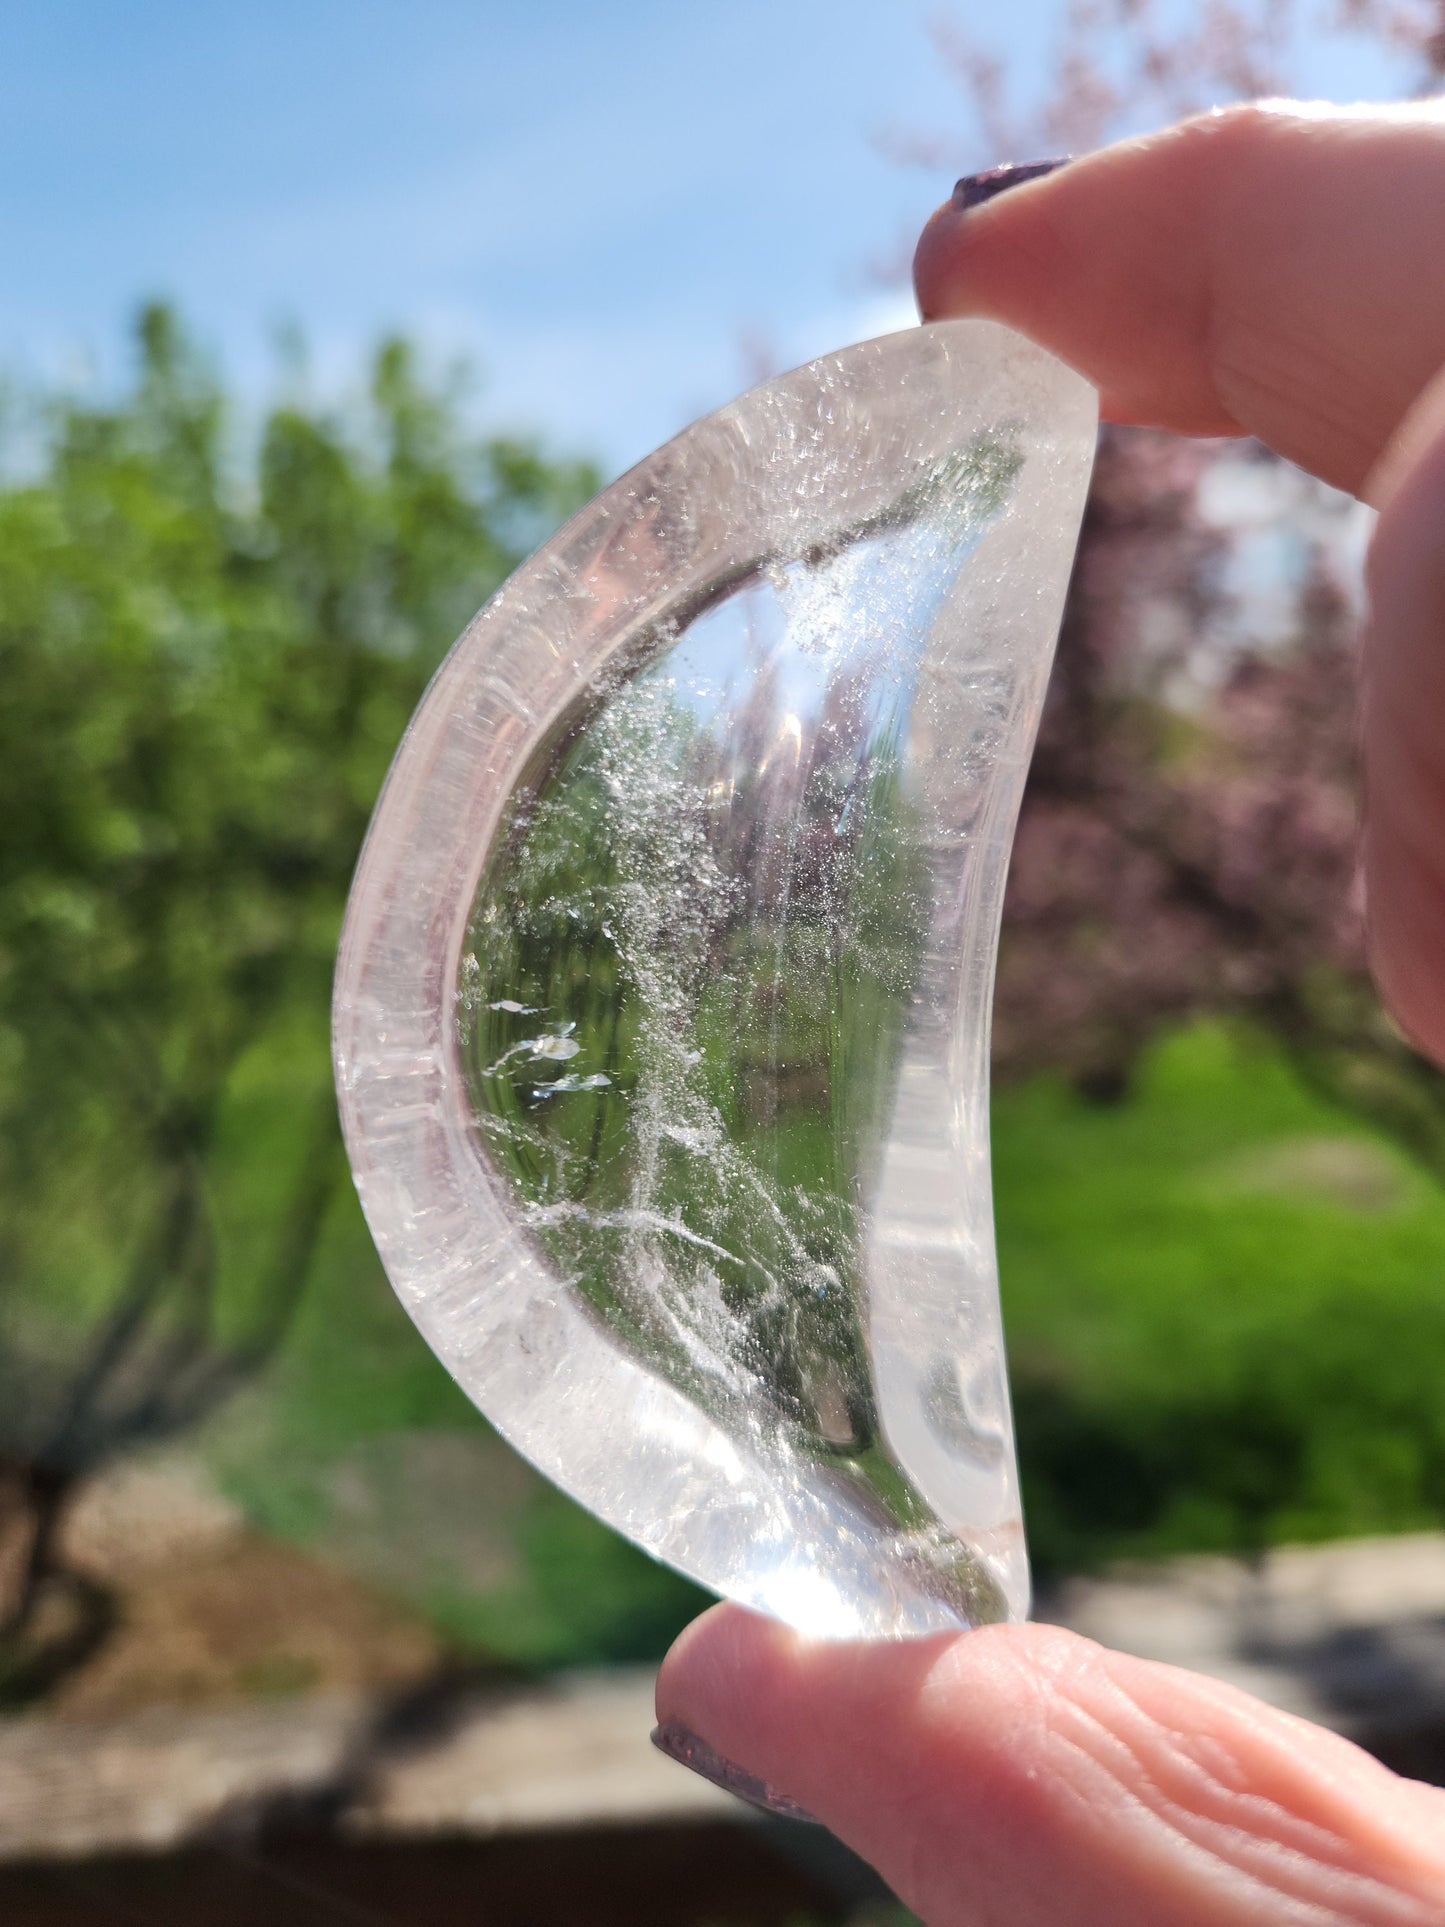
[0,304,598,1675]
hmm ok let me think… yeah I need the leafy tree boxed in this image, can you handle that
[0,304,597,1694]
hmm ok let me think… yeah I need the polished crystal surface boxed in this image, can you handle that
[334,321,1096,1637]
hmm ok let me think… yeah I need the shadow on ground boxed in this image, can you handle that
[0,1821,899,1927]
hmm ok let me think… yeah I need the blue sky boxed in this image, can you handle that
[0,2,1412,475]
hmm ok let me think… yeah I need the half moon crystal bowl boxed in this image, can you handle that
[333,319,1096,1638]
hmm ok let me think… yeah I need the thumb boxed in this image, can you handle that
[656,1606,1445,1926]
[1363,367,1445,1068]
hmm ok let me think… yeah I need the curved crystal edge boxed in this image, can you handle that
[332,320,1098,1639]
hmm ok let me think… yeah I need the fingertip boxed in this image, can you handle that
[911,170,1069,329]
[655,1600,791,1727]
[1364,883,1445,1068]
[1361,371,1445,1069]
[1364,366,1445,1063]
[911,105,1445,481]
[912,200,969,323]
[910,131,1238,439]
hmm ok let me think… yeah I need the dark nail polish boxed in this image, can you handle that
[953,158,1070,211]
[651,1721,818,1824]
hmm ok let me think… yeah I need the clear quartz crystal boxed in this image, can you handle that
[334,321,1096,1637]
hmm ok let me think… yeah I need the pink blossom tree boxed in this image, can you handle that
[900,4,1445,1177]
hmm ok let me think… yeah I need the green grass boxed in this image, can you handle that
[208,1018,1445,1666]
[995,1022,1445,1573]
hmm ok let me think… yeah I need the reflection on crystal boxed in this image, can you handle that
[464,449,1002,1501]
[334,321,1096,1637]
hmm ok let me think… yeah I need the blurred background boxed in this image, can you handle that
[3,3,1445,1922]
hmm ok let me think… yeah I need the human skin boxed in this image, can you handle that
[657,103,1445,1925]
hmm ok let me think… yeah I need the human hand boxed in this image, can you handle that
[656,105,1445,1925]
[912,102,1445,1071]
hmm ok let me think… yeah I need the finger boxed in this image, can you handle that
[658,1606,1445,1927]
[1363,367,1445,1065]
[914,102,1445,498]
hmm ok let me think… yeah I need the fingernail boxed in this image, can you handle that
[952,158,1070,210]
[651,1720,819,1824]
